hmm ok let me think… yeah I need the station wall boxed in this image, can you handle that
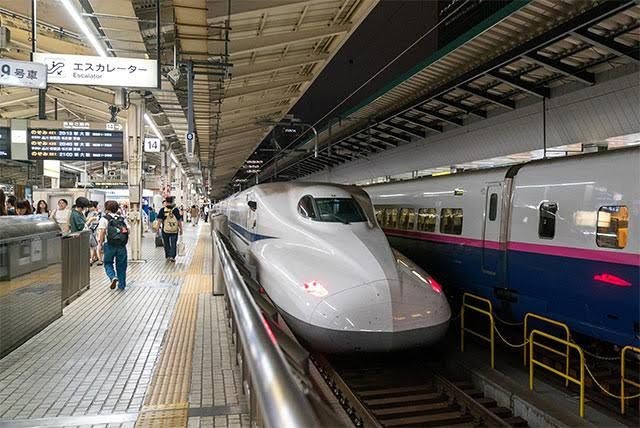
[302,65,639,184]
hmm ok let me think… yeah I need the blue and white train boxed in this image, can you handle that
[218,182,451,353]
[366,147,639,347]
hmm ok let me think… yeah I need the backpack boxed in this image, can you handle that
[105,214,129,246]
[163,208,179,233]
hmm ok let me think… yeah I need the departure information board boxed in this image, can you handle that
[27,127,124,161]
[0,127,9,159]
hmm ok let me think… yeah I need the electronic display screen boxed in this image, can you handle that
[27,127,124,161]
[0,127,9,159]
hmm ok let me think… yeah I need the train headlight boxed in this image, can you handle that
[411,270,443,294]
[303,280,329,297]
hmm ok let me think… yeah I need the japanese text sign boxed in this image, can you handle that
[27,121,124,161]
[32,53,157,88]
[0,59,47,89]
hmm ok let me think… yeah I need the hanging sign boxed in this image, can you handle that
[0,59,47,89]
[32,53,158,88]
[0,127,10,159]
[27,120,124,161]
[144,137,161,153]
[185,132,194,157]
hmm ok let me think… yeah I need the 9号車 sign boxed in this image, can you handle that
[0,59,47,89]
[32,53,158,89]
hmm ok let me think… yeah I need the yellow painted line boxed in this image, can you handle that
[137,225,214,427]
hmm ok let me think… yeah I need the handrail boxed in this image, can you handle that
[213,231,322,428]
[523,313,570,387]
[621,345,640,415]
[529,329,585,417]
[461,292,495,368]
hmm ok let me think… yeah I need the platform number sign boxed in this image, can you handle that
[144,137,161,153]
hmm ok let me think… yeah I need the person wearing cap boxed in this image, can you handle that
[70,197,91,233]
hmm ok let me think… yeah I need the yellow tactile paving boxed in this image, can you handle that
[137,226,213,427]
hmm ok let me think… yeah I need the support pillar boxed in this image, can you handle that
[126,93,145,261]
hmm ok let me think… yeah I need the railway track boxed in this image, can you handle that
[313,350,528,427]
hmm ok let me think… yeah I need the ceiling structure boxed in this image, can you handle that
[253,0,639,185]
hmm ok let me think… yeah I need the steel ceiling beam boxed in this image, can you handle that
[571,28,640,62]
[397,115,443,132]
[383,121,426,139]
[487,70,550,98]
[457,86,515,110]
[412,106,465,126]
[523,52,595,85]
[370,127,411,143]
[224,76,312,98]
[232,53,330,78]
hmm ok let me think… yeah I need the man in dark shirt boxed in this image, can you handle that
[157,196,183,261]
[70,197,90,233]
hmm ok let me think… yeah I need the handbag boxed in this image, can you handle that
[152,219,160,232]
[155,233,164,247]
[177,239,186,257]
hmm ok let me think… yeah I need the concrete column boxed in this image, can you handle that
[126,93,145,261]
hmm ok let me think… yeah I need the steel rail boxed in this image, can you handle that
[213,231,322,428]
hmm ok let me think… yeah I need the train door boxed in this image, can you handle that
[482,183,503,281]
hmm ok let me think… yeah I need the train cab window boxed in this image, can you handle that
[398,208,415,230]
[384,208,398,228]
[417,208,437,232]
[297,195,317,219]
[440,208,463,235]
[538,201,557,239]
[489,193,498,221]
[596,206,628,249]
[314,198,367,223]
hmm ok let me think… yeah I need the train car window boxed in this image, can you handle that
[596,206,628,249]
[398,208,415,230]
[384,208,398,228]
[417,208,437,232]
[440,208,463,235]
[314,198,367,223]
[375,209,383,225]
[298,195,317,219]
[489,193,498,221]
[538,202,557,239]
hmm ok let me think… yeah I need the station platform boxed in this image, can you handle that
[0,224,249,428]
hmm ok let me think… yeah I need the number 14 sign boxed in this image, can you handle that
[144,137,161,153]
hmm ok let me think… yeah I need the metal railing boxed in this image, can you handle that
[621,345,640,415]
[529,329,585,417]
[461,292,495,368]
[213,230,324,428]
[523,313,571,387]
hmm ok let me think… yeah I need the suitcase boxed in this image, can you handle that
[155,235,164,247]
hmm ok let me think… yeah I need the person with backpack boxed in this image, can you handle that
[97,200,129,290]
[157,196,183,262]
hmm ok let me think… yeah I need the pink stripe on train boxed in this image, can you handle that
[383,228,639,266]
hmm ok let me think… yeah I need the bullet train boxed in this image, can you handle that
[219,182,451,352]
[366,147,640,347]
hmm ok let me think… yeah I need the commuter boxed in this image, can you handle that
[70,197,90,233]
[0,189,6,216]
[50,198,71,233]
[6,195,17,215]
[157,196,183,262]
[190,205,199,226]
[35,200,49,215]
[203,205,209,223]
[15,200,33,215]
[86,201,102,265]
[179,205,185,221]
[98,200,128,290]
[149,206,157,224]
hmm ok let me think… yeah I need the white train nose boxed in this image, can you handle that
[309,280,449,332]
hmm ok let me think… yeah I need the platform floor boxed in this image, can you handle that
[0,224,249,428]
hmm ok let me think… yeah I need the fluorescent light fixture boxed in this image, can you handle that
[60,0,107,57]
[144,113,163,140]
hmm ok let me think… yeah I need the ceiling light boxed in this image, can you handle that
[144,113,163,140]
[60,0,107,57]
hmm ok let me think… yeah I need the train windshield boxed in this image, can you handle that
[299,196,367,224]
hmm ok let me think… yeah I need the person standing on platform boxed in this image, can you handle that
[98,200,128,290]
[190,205,199,226]
[35,200,49,215]
[6,195,17,215]
[86,201,102,265]
[50,198,71,233]
[15,200,33,215]
[157,196,183,262]
[203,204,209,223]
[0,190,7,216]
[70,197,90,233]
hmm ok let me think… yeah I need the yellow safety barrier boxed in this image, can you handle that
[529,329,585,417]
[461,292,495,368]
[524,313,571,387]
[621,345,640,415]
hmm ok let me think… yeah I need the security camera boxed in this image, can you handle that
[167,68,181,85]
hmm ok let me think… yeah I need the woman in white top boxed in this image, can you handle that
[49,198,71,233]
